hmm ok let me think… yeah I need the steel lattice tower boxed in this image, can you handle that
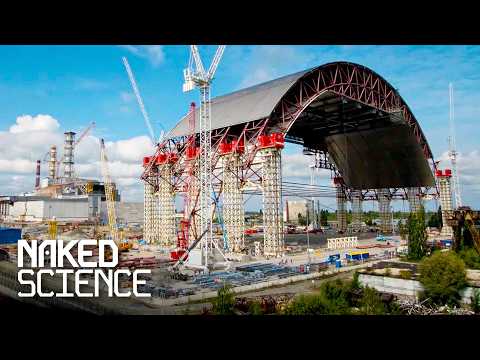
[378,188,392,234]
[222,154,245,252]
[334,178,347,233]
[158,164,176,247]
[143,176,156,244]
[408,187,422,214]
[198,85,213,265]
[261,148,284,257]
[351,189,363,232]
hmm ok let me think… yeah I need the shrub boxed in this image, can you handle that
[212,283,235,315]
[418,251,467,306]
[384,268,392,277]
[471,289,480,314]
[358,286,387,315]
[248,300,263,315]
[283,294,330,315]
[399,270,412,280]
[458,248,480,270]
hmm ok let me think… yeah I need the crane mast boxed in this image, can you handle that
[448,83,463,208]
[100,138,119,244]
[183,45,226,270]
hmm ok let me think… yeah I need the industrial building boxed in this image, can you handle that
[0,128,122,224]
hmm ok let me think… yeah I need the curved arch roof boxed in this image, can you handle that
[167,68,311,138]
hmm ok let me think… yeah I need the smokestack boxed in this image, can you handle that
[35,160,41,188]
[49,145,57,179]
[63,131,76,178]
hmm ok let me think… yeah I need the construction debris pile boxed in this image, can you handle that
[397,298,475,315]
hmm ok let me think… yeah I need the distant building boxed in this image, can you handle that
[284,200,313,224]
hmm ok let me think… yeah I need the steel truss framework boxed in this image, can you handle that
[378,188,393,234]
[222,153,245,252]
[158,164,177,247]
[141,62,438,253]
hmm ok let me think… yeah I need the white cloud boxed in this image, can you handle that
[120,45,165,67]
[0,114,154,202]
[9,114,59,133]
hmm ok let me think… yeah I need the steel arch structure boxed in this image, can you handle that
[142,61,437,247]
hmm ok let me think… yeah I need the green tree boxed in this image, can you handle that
[458,248,480,270]
[407,206,428,260]
[320,210,329,226]
[427,210,441,228]
[418,251,467,306]
[297,213,307,226]
[358,286,386,315]
[212,284,235,315]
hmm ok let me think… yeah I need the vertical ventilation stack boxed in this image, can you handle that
[63,131,76,178]
[35,160,41,188]
[49,145,57,179]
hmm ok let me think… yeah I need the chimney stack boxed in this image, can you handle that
[49,145,57,179]
[63,131,76,178]
[35,160,41,188]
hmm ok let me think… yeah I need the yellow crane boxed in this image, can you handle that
[99,139,131,252]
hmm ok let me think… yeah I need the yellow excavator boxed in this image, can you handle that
[99,138,132,253]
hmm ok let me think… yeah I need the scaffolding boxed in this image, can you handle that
[335,178,347,233]
[378,188,392,234]
[351,189,363,232]
[143,175,158,244]
[408,187,422,214]
[158,164,176,247]
[437,171,454,238]
[261,148,284,257]
[222,154,245,252]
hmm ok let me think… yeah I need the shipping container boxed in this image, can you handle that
[0,228,22,244]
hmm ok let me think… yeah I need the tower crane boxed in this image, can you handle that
[122,56,166,145]
[448,83,463,208]
[182,45,226,270]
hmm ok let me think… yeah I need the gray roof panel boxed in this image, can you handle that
[167,68,311,139]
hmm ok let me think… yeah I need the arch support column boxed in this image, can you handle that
[261,148,284,257]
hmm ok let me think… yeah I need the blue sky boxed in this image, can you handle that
[0,45,479,209]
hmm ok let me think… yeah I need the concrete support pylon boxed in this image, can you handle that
[222,154,245,253]
[334,177,347,233]
[408,187,423,214]
[437,169,454,238]
[158,164,176,247]
[261,148,284,257]
[378,188,392,234]
[351,189,363,232]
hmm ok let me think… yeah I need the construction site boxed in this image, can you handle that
[1,46,479,315]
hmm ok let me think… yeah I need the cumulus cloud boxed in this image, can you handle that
[9,114,59,133]
[120,45,165,67]
[0,114,154,202]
